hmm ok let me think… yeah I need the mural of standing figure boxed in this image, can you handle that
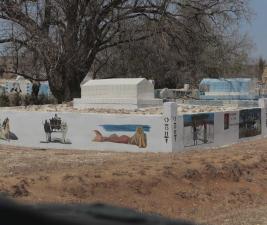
[183,113,214,147]
[93,127,147,148]
[128,127,147,148]
[44,120,52,142]
[61,121,68,143]
[0,118,18,141]
[239,109,261,138]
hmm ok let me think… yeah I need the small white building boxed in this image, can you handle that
[74,78,162,109]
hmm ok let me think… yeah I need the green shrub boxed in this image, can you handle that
[0,94,10,107]
[37,94,49,105]
[0,93,57,107]
[23,94,33,106]
[37,94,57,105]
[9,93,22,106]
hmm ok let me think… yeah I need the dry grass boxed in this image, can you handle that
[0,139,267,225]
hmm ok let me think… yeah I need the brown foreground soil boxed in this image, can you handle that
[0,140,267,225]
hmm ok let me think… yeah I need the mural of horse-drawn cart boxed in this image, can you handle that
[42,114,71,144]
[50,116,63,131]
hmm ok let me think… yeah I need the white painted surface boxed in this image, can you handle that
[205,92,252,96]
[81,78,154,99]
[163,102,180,152]
[1,102,266,152]
[214,111,239,147]
[74,78,162,109]
[0,111,166,152]
[73,98,162,110]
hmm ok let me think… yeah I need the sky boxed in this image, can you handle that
[243,0,267,60]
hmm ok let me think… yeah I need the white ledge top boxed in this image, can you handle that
[82,78,147,86]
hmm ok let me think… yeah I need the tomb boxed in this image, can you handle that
[73,78,162,109]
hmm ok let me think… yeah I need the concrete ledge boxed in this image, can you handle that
[73,98,162,110]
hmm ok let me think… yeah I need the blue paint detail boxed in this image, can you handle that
[183,113,214,124]
[100,124,151,132]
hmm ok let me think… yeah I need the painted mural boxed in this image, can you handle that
[224,113,229,130]
[10,82,22,93]
[183,113,214,147]
[41,114,71,144]
[239,108,261,138]
[229,113,238,126]
[92,124,150,148]
[0,117,18,141]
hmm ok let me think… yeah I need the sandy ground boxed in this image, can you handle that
[0,140,267,225]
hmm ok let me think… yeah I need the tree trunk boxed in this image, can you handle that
[48,65,85,103]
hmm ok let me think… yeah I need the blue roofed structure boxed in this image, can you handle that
[199,78,259,100]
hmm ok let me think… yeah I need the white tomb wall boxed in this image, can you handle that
[1,100,267,152]
[76,78,162,109]
[137,79,155,99]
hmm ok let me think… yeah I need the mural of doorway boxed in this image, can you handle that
[183,113,214,147]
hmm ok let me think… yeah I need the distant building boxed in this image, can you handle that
[4,76,51,96]
[199,78,258,100]
[155,84,195,99]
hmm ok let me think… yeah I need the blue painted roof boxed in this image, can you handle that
[199,78,253,93]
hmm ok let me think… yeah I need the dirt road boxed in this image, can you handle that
[0,140,267,225]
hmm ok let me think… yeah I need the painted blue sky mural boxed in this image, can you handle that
[183,113,214,125]
[100,125,151,132]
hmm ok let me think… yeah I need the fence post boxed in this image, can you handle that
[163,102,178,152]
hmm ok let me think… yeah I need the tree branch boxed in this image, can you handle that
[3,70,47,82]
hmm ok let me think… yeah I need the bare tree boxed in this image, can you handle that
[95,1,252,87]
[258,57,265,80]
[0,0,250,102]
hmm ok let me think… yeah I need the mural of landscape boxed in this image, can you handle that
[0,117,18,141]
[239,109,261,138]
[41,114,71,144]
[183,113,214,147]
[92,124,150,148]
